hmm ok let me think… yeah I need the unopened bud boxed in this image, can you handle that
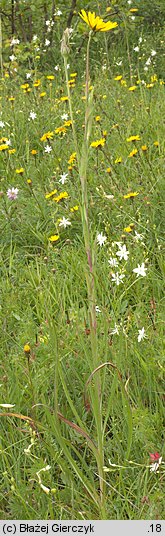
[61,28,70,57]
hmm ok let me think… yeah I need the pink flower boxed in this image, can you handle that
[7,187,19,200]
[149,452,160,462]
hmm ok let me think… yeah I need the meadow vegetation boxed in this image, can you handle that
[0,0,165,520]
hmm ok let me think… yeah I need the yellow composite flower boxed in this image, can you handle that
[8,148,16,154]
[115,156,122,164]
[79,10,118,32]
[68,152,76,165]
[33,79,41,87]
[90,138,106,148]
[141,145,148,151]
[153,141,159,147]
[53,191,69,203]
[128,86,137,91]
[124,192,139,199]
[40,131,54,142]
[126,135,141,142]
[55,126,67,135]
[70,205,79,212]
[46,75,55,80]
[128,148,138,158]
[31,149,37,155]
[24,344,31,353]
[45,189,57,199]
[129,8,138,12]
[20,83,29,89]
[49,234,59,242]
[40,92,46,97]
[15,167,24,174]
[124,224,134,233]
[114,75,122,81]
[0,144,8,151]
[60,96,68,102]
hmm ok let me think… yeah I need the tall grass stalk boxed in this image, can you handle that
[61,28,106,515]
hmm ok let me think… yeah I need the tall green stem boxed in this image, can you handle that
[62,29,106,513]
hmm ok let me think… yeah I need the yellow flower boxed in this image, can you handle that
[153,141,159,147]
[70,72,77,77]
[40,92,46,97]
[120,79,127,86]
[40,131,54,142]
[79,9,118,32]
[0,144,8,151]
[45,189,57,199]
[31,149,37,155]
[15,167,24,174]
[53,192,69,203]
[33,79,41,87]
[128,148,138,158]
[60,96,68,102]
[151,74,158,83]
[95,115,101,122]
[70,205,79,212]
[64,120,72,127]
[141,145,148,151]
[124,192,139,199]
[129,8,138,12]
[146,83,154,89]
[8,148,16,154]
[126,135,141,142]
[128,86,137,91]
[114,75,122,81]
[24,344,31,354]
[55,126,67,135]
[90,138,106,148]
[115,157,122,164]
[124,224,134,233]
[49,234,59,242]
[8,96,15,101]
[27,179,32,186]
[106,167,111,173]
[68,152,76,165]
[46,75,55,80]
[20,83,29,89]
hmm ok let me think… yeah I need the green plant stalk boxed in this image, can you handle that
[62,30,106,511]
[0,14,3,78]
[63,54,80,168]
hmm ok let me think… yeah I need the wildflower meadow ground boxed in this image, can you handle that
[0,1,165,521]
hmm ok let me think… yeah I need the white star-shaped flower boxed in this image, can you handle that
[133,262,147,277]
[44,145,52,153]
[9,54,16,61]
[116,244,129,261]
[96,232,107,246]
[59,217,71,228]
[108,257,118,267]
[59,172,68,185]
[111,272,125,286]
[137,327,147,342]
[28,111,37,121]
